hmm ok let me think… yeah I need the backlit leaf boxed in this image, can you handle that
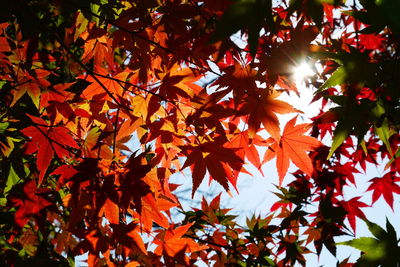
[264,116,322,184]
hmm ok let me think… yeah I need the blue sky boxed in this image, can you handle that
[168,74,400,266]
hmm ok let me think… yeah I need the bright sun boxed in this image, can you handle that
[292,62,314,86]
[277,61,320,119]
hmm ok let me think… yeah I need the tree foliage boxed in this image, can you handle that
[1,0,400,266]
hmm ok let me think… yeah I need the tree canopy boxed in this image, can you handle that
[1,0,400,266]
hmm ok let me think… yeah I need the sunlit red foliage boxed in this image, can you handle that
[1,0,400,266]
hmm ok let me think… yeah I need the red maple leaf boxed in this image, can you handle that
[181,140,243,196]
[367,172,400,209]
[9,180,53,227]
[50,164,78,189]
[21,115,79,184]
[341,197,368,232]
[359,33,383,50]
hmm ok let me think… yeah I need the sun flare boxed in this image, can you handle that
[293,62,315,86]
[277,61,320,118]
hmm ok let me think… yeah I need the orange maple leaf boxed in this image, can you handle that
[154,223,208,258]
[263,116,322,184]
[227,129,266,173]
[102,198,119,225]
[80,68,130,101]
[11,69,51,107]
[156,64,202,100]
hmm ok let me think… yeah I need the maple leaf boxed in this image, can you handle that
[83,230,109,255]
[196,194,234,226]
[341,197,368,233]
[156,65,202,100]
[215,63,259,101]
[39,83,75,114]
[8,180,53,227]
[239,89,297,141]
[359,33,384,50]
[110,222,147,255]
[81,126,113,160]
[21,115,79,184]
[154,223,208,258]
[227,129,264,173]
[80,68,130,101]
[136,193,170,232]
[50,164,78,189]
[263,116,322,184]
[211,0,273,56]
[11,69,51,107]
[367,172,400,209]
[339,219,400,266]
[101,198,119,225]
[181,140,243,196]
[81,28,114,67]
[121,152,170,231]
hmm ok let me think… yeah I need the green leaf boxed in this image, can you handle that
[318,66,346,92]
[375,120,393,153]
[4,165,21,195]
[364,219,386,240]
[89,2,101,25]
[211,0,274,56]
[339,219,400,266]
[264,256,276,266]
[67,257,76,267]
[327,120,349,159]
[355,0,400,33]
[0,122,9,134]
[0,80,6,89]
[360,139,368,155]
[316,49,379,93]
[385,218,397,244]
[372,99,394,154]
[339,237,384,259]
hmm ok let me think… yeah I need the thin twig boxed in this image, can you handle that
[91,71,173,104]
[183,233,248,261]
[55,36,133,112]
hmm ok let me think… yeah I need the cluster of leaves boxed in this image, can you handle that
[1,0,400,266]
